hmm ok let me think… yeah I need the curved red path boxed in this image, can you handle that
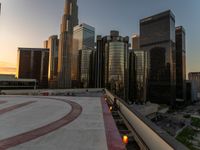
[0,101,7,105]
[0,101,36,115]
[0,98,82,150]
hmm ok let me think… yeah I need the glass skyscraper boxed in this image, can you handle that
[135,50,147,103]
[72,23,95,87]
[95,31,129,100]
[189,72,200,101]
[140,10,176,104]
[78,48,93,88]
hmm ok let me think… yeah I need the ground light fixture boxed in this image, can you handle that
[122,135,129,144]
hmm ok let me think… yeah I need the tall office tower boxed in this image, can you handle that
[176,26,186,100]
[17,48,49,88]
[186,81,192,104]
[128,50,136,102]
[90,50,96,88]
[95,35,104,88]
[132,34,140,49]
[128,49,147,103]
[140,10,176,104]
[95,31,129,100]
[78,48,93,88]
[72,23,95,87]
[57,0,78,88]
[188,72,200,101]
[131,34,147,103]
[46,35,59,88]
[134,50,147,103]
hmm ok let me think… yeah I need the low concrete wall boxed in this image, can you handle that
[1,88,104,95]
[105,89,188,150]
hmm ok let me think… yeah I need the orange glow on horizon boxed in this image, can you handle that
[0,61,16,75]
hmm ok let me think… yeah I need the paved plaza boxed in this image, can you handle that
[0,95,124,150]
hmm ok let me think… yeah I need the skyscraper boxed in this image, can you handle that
[130,34,147,103]
[176,26,186,100]
[131,34,140,49]
[57,0,78,88]
[78,48,93,88]
[95,35,104,88]
[44,35,59,88]
[133,50,147,103]
[72,23,95,87]
[189,72,200,101]
[17,48,49,88]
[95,31,129,100]
[128,50,136,102]
[140,10,176,104]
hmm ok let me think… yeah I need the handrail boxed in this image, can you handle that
[105,89,188,150]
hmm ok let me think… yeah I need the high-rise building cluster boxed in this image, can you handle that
[16,1,191,106]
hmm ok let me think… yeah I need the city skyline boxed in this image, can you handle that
[0,0,199,75]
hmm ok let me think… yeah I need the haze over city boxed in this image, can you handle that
[0,0,200,75]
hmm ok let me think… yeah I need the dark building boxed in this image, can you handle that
[140,10,176,105]
[17,48,49,88]
[57,0,78,88]
[189,72,200,101]
[128,50,136,102]
[134,50,147,103]
[95,31,129,100]
[129,49,147,103]
[90,50,96,88]
[186,81,192,105]
[176,26,186,100]
[95,35,104,88]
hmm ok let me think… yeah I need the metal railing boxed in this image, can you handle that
[105,89,188,150]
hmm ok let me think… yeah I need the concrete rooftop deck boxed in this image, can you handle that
[0,95,125,150]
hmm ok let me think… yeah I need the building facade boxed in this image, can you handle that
[176,26,186,100]
[44,35,59,88]
[78,48,93,88]
[17,48,49,88]
[189,72,200,101]
[57,0,78,88]
[140,10,176,104]
[134,50,147,103]
[128,50,136,102]
[72,23,95,87]
[129,49,147,104]
[95,31,129,100]
[131,34,140,49]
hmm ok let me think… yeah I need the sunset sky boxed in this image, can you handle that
[0,0,200,75]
